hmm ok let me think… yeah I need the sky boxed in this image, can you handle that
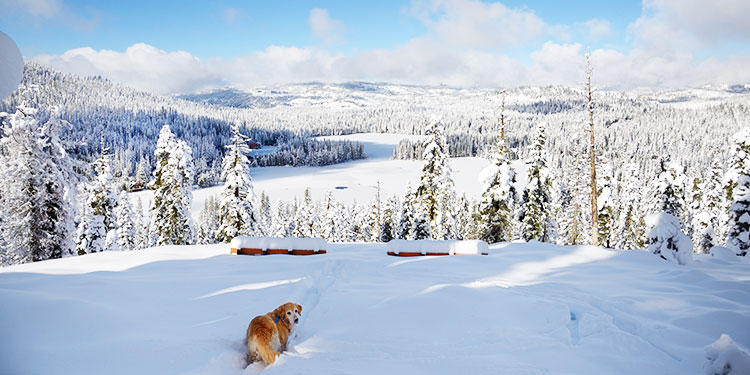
[1,0,749,94]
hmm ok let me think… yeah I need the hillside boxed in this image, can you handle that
[1,242,748,374]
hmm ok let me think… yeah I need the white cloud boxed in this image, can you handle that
[629,0,750,51]
[309,8,346,45]
[222,7,246,25]
[33,43,224,95]
[28,0,750,94]
[410,0,547,50]
[583,19,612,40]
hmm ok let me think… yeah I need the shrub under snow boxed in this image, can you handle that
[645,212,693,265]
[703,334,750,375]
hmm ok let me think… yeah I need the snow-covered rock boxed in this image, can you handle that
[710,246,740,262]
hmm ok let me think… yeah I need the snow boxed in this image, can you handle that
[1,242,748,374]
[388,239,488,255]
[230,236,327,251]
[0,31,23,100]
[646,212,694,266]
[710,246,741,262]
[703,334,750,375]
[131,133,496,220]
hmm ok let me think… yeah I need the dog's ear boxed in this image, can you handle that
[273,305,285,317]
[297,304,303,314]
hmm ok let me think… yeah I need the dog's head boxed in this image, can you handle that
[274,302,302,328]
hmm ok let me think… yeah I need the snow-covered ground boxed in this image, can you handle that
[131,133,498,219]
[1,242,748,374]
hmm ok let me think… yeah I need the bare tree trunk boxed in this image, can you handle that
[586,51,599,246]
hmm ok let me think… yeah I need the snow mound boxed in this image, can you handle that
[704,334,750,375]
[230,236,327,251]
[388,239,489,255]
[646,212,693,265]
[710,246,740,262]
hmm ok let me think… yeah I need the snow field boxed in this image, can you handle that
[1,242,749,374]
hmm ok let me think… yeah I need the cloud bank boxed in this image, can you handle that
[29,0,750,94]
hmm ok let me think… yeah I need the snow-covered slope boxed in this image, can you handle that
[1,242,748,374]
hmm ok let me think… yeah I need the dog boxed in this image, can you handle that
[246,302,302,365]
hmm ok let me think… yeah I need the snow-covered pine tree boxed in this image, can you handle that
[726,127,750,256]
[614,163,645,250]
[293,188,317,238]
[134,197,148,250]
[92,138,119,233]
[0,105,78,263]
[704,161,728,245]
[650,159,688,226]
[114,191,137,251]
[257,191,272,236]
[379,195,399,242]
[476,132,516,243]
[645,212,693,265]
[596,158,615,248]
[414,119,455,239]
[518,122,558,242]
[197,195,220,244]
[216,123,257,242]
[149,125,195,246]
[75,202,105,255]
[397,182,416,239]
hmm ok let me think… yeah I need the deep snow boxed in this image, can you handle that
[1,242,748,374]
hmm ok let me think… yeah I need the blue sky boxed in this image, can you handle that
[1,0,748,93]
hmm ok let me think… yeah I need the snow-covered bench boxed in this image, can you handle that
[386,239,489,256]
[230,236,327,256]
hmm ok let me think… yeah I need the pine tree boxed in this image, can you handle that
[293,188,317,238]
[0,106,78,263]
[76,202,105,255]
[704,161,728,245]
[413,119,455,239]
[650,159,688,226]
[726,127,750,256]
[397,182,416,239]
[134,197,149,250]
[149,125,195,246]
[216,123,257,242]
[614,163,645,250]
[114,191,137,251]
[197,195,220,244]
[256,191,272,236]
[596,158,615,248]
[518,122,558,242]
[379,195,399,242]
[476,133,516,243]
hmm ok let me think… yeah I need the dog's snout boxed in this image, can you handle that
[294,318,299,323]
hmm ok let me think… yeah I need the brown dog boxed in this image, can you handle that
[246,302,302,365]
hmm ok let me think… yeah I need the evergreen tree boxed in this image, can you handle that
[727,127,750,256]
[379,195,398,242]
[149,125,195,246]
[614,164,645,249]
[596,158,615,248]
[704,161,728,245]
[114,191,137,251]
[216,123,257,242]
[197,195,220,244]
[518,122,558,242]
[397,182,416,239]
[293,188,317,238]
[413,119,455,239]
[476,134,516,243]
[0,106,78,263]
[257,191,272,236]
[134,197,149,250]
[650,159,687,224]
[76,202,105,255]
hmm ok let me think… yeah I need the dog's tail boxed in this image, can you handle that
[256,340,279,365]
